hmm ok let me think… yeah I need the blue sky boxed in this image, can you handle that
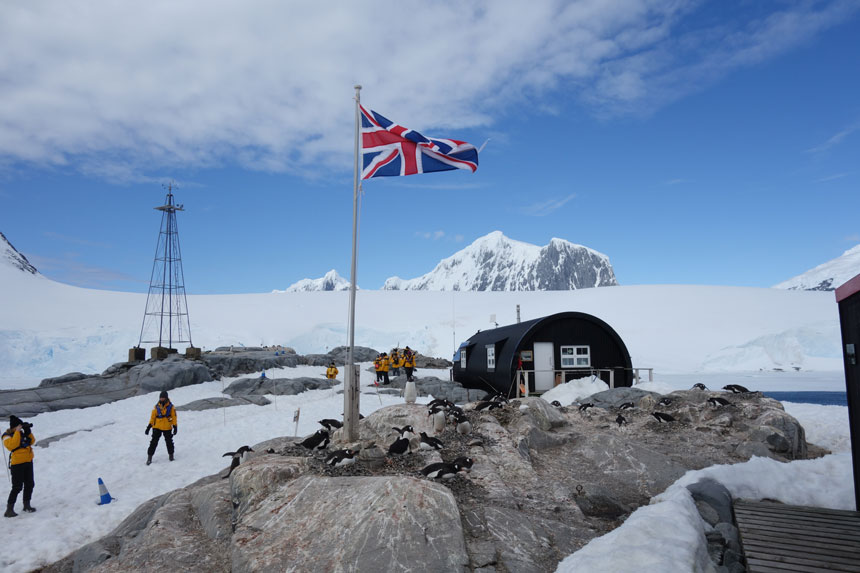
[1,1,859,294]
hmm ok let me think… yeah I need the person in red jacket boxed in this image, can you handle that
[146,391,178,465]
[3,415,36,517]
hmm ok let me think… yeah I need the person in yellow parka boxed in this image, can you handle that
[3,415,36,517]
[326,362,339,381]
[145,390,177,465]
[380,352,391,385]
[403,346,416,382]
[373,354,383,385]
[390,349,402,377]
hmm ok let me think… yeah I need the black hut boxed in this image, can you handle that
[836,273,860,511]
[452,311,633,396]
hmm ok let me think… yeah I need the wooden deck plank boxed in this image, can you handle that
[734,500,860,573]
[737,520,860,542]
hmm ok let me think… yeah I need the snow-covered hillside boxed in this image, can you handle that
[383,231,617,291]
[276,269,351,292]
[0,246,842,386]
[1,230,38,275]
[774,244,860,291]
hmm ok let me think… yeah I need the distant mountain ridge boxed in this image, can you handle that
[774,244,860,291]
[383,231,617,291]
[0,231,38,275]
[278,269,352,292]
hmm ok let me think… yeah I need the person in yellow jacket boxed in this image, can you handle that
[390,349,402,377]
[326,362,339,381]
[145,390,178,465]
[3,415,36,517]
[403,346,416,382]
[373,354,383,385]
[380,352,391,385]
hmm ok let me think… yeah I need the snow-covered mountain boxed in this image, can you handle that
[774,244,860,291]
[383,231,617,291]
[277,269,352,292]
[1,230,38,275]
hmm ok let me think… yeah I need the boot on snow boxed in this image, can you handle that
[4,504,17,518]
[23,503,36,513]
[146,455,152,466]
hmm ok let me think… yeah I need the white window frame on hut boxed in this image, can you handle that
[561,345,591,368]
[460,348,467,369]
[486,345,495,371]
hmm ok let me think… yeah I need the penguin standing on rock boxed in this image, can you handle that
[299,429,330,450]
[420,461,462,480]
[578,403,594,413]
[708,397,731,408]
[418,432,444,451]
[691,383,707,390]
[651,412,676,423]
[222,446,254,478]
[428,407,447,433]
[325,449,357,468]
[455,414,472,436]
[615,414,628,427]
[723,384,750,394]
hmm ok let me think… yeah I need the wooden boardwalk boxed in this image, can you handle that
[734,500,860,572]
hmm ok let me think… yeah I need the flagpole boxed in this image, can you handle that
[344,84,362,442]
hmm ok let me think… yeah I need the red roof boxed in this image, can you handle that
[835,273,860,303]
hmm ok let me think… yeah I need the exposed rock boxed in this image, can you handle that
[222,376,333,397]
[232,474,470,573]
[0,357,212,418]
[201,349,298,378]
[42,388,815,573]
[176,396,271,411]
[39,372,92,386]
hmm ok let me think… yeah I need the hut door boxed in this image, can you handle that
[533,342,554,391]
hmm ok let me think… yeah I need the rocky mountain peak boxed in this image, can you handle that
[280,269,352,293]
[774,244,860,291]
[0,231,38,275]
[383,231,617,291]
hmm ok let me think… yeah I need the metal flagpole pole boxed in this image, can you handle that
[344,84,362,441]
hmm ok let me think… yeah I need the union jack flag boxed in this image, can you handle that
[360,105,479,179]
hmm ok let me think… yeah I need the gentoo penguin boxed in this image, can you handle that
[578,402,594,412]
[723,384,750,394]
[299,429,330,450]
[474,400,501,411]
[318,419,343,432]
[707,397,731,408]
[429,407,447,433]
[428,398,454,410]
[691,383,708,390]
[447,406,465,421]
[392,425,415,439]
[550,400,563,408]
[490,394,509,404]
[418,432,444,451]
[658,397,673,407]
[651,412,676,423]
[222,446,254,478]
[455,414,472,435]
[618,402,635,410]
[615,414,628,426]
[325,449,357,468]
[453,456,474,472]
[388,436,411,456]
[420,461,462,480]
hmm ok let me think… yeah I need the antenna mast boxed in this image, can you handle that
[137,182,193,355]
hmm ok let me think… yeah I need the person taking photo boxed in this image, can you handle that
[3,415,36,517]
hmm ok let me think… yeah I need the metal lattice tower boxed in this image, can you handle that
[137,184,193,349]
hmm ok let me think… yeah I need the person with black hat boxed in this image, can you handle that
[3,415,36,517]
[145,391,178,465]
[325,362,339,381]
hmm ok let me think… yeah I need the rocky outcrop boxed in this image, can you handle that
[374,375,483,404]
[177,396,271,411]
[223,376,334,397]
[0,355,212,417]
[43,389,817,572]
[201,348,299,378]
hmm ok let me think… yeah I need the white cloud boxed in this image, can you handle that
[521,193,577,216]
[0,0,856,180]
[807,124,860,154]
[416,230,446,241]
[816,173,849,183]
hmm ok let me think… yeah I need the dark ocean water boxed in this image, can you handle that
[763,391,848,406]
